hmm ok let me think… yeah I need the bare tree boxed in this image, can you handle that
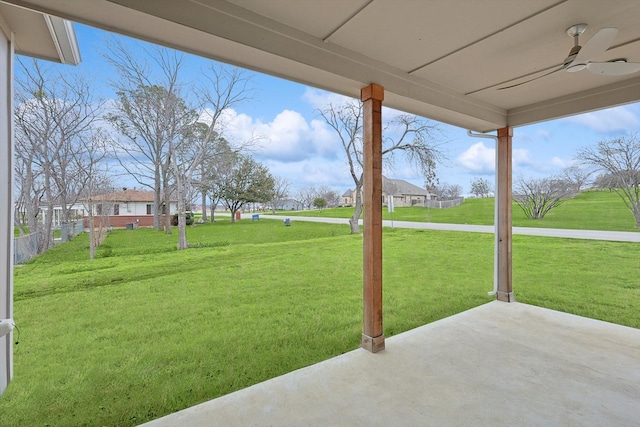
[318,187,341,208]
[170,120,205,249]
[425,182,443,199]
[201,137,236,222]
[561,165,593,192]
[593,173,618,191]
[319,101,363,231]
[295,186,318,210]
[106,44,255,244]
[428,182,462,199]
[196,66,255,220]
[445,184,463,198]
[514,176,573,219]
[14,59,103,252]
[267,176,290,213]
[80,168,115,260]
[577,134,640,227]
[105,40,196,233]
[321,100,443,233]
[470,177,492,198]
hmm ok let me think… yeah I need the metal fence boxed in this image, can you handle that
[14,222,85,265]
[14,232,40,265]
[60,221,85,242]
[424,197,465,209]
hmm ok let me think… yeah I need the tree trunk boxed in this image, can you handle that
[41,168,54,252]
[175,166,188,250]
[153,166,161,230]
[163,185,172,235]
[178,211,188,249]
[209,195,217,222]
[201,191,208,222]
[349,184,363,234]
[88,201,96,260]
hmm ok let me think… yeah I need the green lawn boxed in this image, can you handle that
[1,219,638,426]
[280,190,640,231]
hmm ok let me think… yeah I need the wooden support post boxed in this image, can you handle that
[496,127,514,302]
[361,83,385,353]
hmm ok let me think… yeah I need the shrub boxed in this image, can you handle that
[171,211,195,226]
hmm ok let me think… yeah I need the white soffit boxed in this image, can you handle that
[3,0,640,132]
[44,15,81,65]
[0,2,79,65]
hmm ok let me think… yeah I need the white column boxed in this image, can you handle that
[0,29,15,395]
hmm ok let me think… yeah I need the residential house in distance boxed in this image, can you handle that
[83,189,177,228]
[34,203,85,229]
[345,176,431,208]
[278,198,300,211]
[382,176,430,207]
[341,190,354,206]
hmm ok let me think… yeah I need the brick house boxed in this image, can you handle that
[83,189,177,228]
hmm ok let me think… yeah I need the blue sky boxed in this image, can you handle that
[28,23,640,195]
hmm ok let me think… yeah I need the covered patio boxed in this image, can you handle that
[142,301,640,426]
[1,0,639,423]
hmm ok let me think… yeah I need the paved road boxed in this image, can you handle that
[245,214,640,243]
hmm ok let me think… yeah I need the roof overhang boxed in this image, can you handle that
[0,1,80,65]
[2,0,639,132]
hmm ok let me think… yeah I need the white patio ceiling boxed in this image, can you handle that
[0,2,79,64]
[4,0,640,132]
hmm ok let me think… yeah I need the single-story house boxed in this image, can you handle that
[23,203,85,229]
[382,176,431,207]
[82,189,178,228]
[341,190,353,206]
[348,177,432,208]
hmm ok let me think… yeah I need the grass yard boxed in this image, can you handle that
[1,219,638,426]
[281,190,640,231]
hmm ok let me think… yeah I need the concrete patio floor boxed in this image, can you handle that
[142,301,640,426]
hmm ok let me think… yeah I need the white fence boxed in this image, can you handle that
[424,197,464,209]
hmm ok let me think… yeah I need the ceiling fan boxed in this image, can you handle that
[498,23,640,90]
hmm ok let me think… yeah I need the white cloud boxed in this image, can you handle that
[551,156,571,169]
[264,158,352,189]
[536,129,551,140]
[512,148,533,169]
[458,142,534,175]
[302,88,350,110]
[563,105,639,133]
[215,108,343,163]
[457,142,495,174]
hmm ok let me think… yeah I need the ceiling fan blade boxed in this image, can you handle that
[587,61,640,76]
[574,27,618,64]
[497,66,565,90]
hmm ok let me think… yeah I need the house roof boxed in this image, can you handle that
[383,177,428,197]
[5,0,640,133]
[342,190,353,198]
[90,189,165,203]
[0,2,80,65]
